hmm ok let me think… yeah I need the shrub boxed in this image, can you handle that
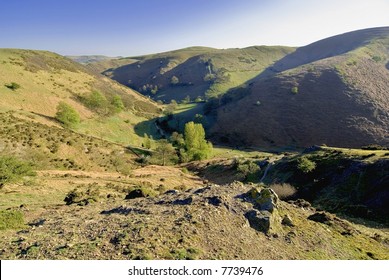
[270,183,297,200]
[0,210,25,230]
[5,82,21,91]
[291,86,299,94]
[64,185,100,206]
[170,76,179,85]
[0,156,36,188]
[297,156,316,173]
[235,158,260,181]
[55,102,80,128]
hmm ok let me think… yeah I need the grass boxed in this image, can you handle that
[321,146,389,162]
[0,210,25,230]
[77,113,158,146]
[211,146,274,159]
[0,48,160,148]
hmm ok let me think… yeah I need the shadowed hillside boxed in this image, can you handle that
[210,27,389,148]
[88,46,295,102]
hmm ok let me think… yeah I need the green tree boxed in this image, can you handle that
[170,132,185,149]
[0,156,36,188]
[184,122,212,161]
[85,91,108,110]
[111,95,125,113]
[55,102,80,128]
[143,133,152,149]
[153,139,177,166]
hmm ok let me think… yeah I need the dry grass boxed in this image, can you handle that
[269,183,297,200]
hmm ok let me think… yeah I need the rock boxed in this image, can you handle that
[249,187,279,213]
[207,196,222,206]
[164,189,180,195]
[193,186,211,194]
[125,189,146,199]
[291,199,311,208]
[308,212,333,225]
[245,210,272,233]
[282,214,295,227]
[172,197,193,205]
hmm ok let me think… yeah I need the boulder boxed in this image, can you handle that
[172,197,193,205]
[282,214,295,227]
[245,209,281,234]
[125,189,146,200]
[308,211,333,225]
[245,210,272,233]
[248,187,279,213]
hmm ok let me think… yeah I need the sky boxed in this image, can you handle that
[0,0,388,56]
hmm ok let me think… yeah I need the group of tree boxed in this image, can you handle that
[81,90,125,115]
[55,91,126,128]
[150,121,212,165]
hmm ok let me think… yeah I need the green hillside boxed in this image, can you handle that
[87,46,295,102]
[0,49,161,146]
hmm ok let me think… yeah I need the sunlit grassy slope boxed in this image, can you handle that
[0,48,162,146]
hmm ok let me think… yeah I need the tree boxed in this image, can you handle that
[170,132,185,149]
[153,139,177,166]
[184,122,212,161]
[291,86,299,94]
[111,95,125,113]
[143,133,152,149]
[182,95,191,104]
[170,76,179,85]
[55,102,80,128]
[0,156,36,188]
[84,90,108,113]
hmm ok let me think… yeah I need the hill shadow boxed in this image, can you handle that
[258,27,389,79]
[134,103,206,139]
[203,27,389,116]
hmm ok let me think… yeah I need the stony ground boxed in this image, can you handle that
[1,171,388,260]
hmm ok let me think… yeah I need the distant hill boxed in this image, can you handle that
[88,46,295,103]
[0,49,161,146]
[66,55,121,64]
[209,27,389,148]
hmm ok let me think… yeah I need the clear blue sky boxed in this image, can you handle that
[1,0,388,56]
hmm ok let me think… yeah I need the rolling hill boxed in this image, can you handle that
[0,49,161,146]
[86,46,295,102]
[209,27,389,148]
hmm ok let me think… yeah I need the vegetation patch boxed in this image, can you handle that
[55,102,80,128]
[4,82,21,91]
[0,210,25,230]
[64,184,100,206]
[0,156,36,188]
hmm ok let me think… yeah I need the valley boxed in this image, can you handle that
[0,27,388,260]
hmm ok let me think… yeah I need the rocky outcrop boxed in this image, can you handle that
[245,187,281,233]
